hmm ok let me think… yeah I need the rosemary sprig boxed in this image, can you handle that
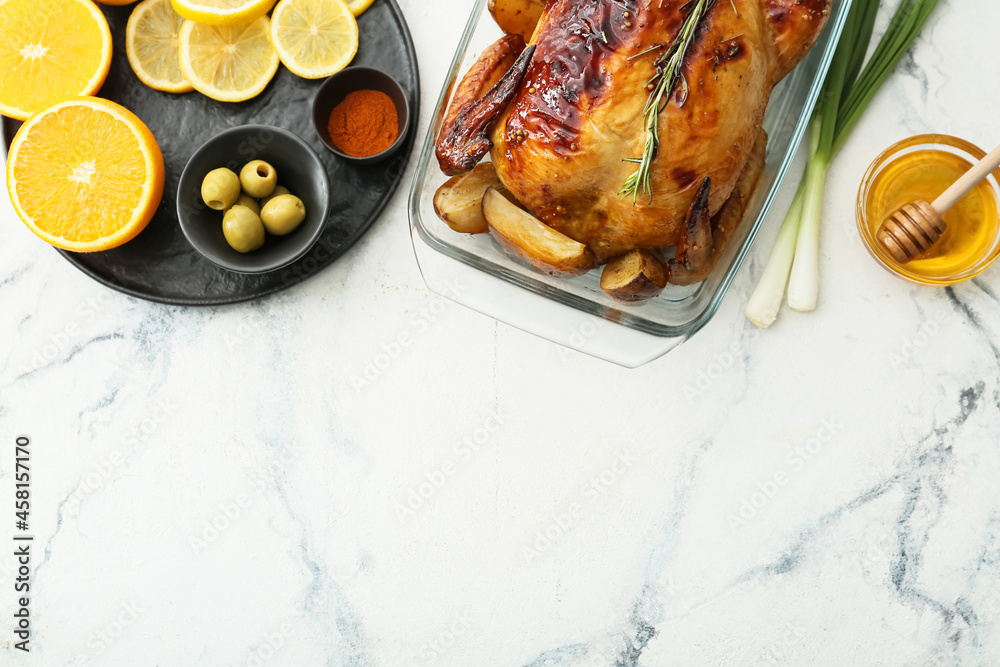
[620,0,716,205]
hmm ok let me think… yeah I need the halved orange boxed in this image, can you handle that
[6,98,165,253]
[0,0,113,120]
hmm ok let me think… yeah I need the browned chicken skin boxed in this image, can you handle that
[437,0,830,275]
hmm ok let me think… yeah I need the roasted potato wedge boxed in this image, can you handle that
[434,163,505,234]
[488,0,546,42]
[601,249,669,303]
[483,188,596,276]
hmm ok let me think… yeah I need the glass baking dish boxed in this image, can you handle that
[409,0,853,367]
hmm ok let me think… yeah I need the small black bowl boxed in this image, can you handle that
[312,67,410,165]
[177,125,330,274]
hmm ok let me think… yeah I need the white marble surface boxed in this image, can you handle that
[3,0,1000,664]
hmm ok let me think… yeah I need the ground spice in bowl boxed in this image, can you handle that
[327,90,400,158]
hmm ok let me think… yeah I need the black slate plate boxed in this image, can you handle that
[2,0,419,306]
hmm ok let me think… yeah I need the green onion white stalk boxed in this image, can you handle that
[746,0,939,327]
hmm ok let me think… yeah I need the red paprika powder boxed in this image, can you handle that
[327,90,399,158]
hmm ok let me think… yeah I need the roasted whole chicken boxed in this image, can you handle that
[436,0,831,289]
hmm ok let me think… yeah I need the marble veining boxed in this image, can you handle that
[2,0,1000,665]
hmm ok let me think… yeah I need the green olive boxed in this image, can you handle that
[223,205,266,253]
[261,194,307,236]
[227,193,260,217]
[259,185,290,210]
[201,168,241,211]
[239,160,278,198]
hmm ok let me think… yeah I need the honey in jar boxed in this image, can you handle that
[858,134,1000,285]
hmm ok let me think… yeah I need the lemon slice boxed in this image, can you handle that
[178,17,279,102]
[269,0,358,80]
[126,0,193,93]
[170,0,275,25]
[346,0,374,16]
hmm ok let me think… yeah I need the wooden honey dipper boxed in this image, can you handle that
[877,141,1000,263]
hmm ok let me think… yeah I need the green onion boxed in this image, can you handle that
[746,186,806,327]
[746,0,939,327]
[784,2,862,312]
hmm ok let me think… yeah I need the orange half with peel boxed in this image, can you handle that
[0,0,113,120]
[6,98,165,253]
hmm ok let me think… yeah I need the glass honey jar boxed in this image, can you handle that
[857,134,1000,285]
